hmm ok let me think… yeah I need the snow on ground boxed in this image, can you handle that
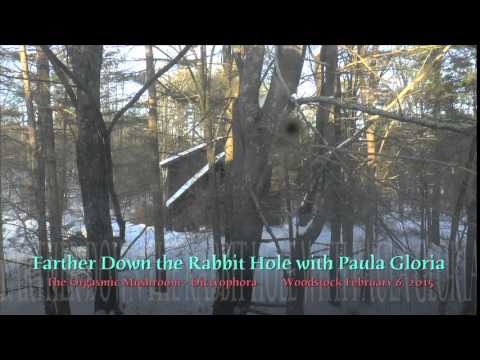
[0,210,470,315]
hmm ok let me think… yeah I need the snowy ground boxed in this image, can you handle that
[0,208,470,315]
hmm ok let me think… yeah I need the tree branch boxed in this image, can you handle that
[248,188,286,259]
[38,46,78,107]
[106,45,192,134]
[294,96,475,134]
[40,45,192,138]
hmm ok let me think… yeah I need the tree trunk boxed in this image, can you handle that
[286,45,339,314]
[0,106,6,301]
[55,94,70,218]
[19,45,55,314]
[360,46,379,304]
[144,45,166,292]
[463,100,477,314]
[341,46,360,258]
[298,46,329,226]
[287,201,327,314]
[419,177,427,279]
[429,55,443,247]
[329,71,344,305]
[313,45,342,304]
[200,45,223,270]
[430,179,441,246]
[35,46,71,314]
[444,135,476,303]
[463,188,477,314]
[67,45,119,313]
[220,45,239,250]
[213,45,304,314]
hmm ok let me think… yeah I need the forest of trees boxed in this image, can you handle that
[0,45,476,315]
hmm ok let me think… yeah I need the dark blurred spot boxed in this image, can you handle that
[285,121,300,136]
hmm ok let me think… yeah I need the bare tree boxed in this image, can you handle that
[65,45,119,313]
[213,45,305,314]
[35,46,71,314]
[0,105,6,301]
[19,45,54,314]
[40,44,191,313]
[144,45,166,292]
